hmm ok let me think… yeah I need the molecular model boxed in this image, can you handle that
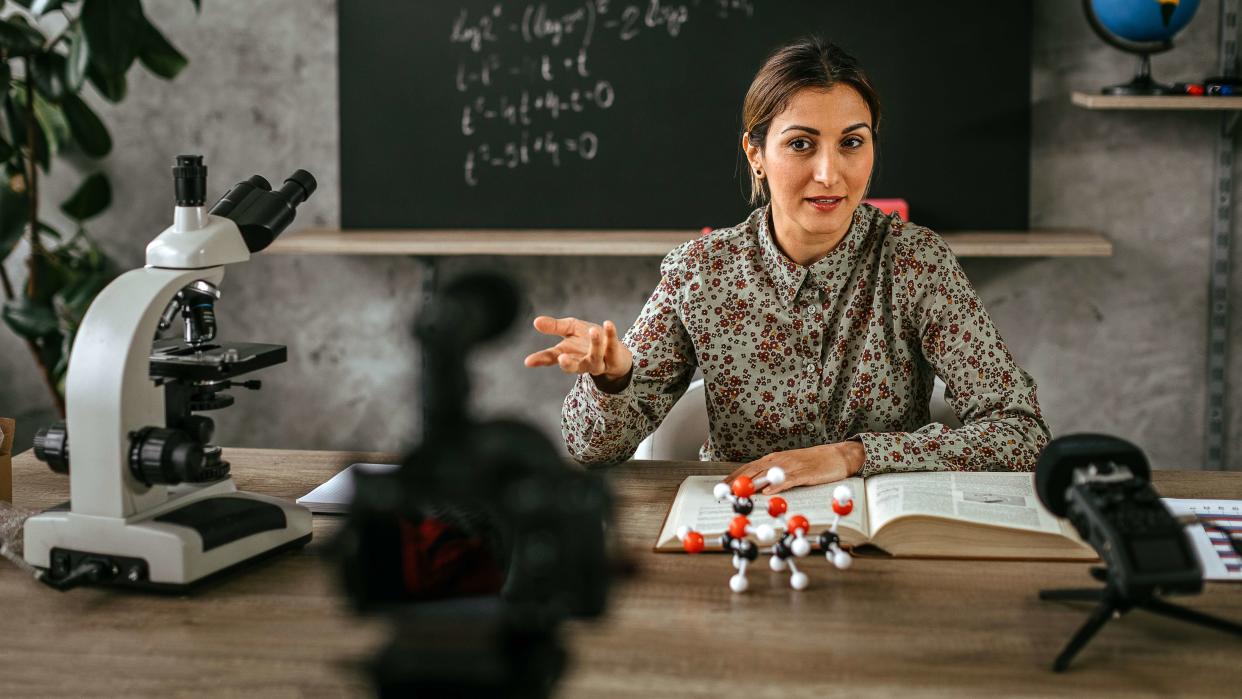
[676,468,854,593]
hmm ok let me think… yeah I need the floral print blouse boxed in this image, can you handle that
[560,204,1050,476]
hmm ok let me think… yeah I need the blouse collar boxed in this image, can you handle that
[756,204,875,306]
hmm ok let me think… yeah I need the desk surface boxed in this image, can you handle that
[2,449,1240,697]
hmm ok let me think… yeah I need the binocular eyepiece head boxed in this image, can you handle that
[172,154,318,253]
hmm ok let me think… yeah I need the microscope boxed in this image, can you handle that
[22,155,317,591]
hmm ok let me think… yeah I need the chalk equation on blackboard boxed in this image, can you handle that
[464,130,599,185]
[461,81,616,135]
[450,0,755,186]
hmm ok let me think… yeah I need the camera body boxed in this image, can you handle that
[1035,434,1201,600]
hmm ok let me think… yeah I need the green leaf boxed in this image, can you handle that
[65,24,90,92]
[86,60,126,102]
[31,90,68,159]
[41,330,64,373]
[137,17,188,80]
[60,92,110,157]
[2,296,58,338]
[55,268,110,319]
[0,174,30,262]
[36,220,61,241]
[0,17,45,55]
[8,86,53,171]
[60,171,110,220]
[30,51,68,101]
[52,331,71,388]
[81,0,143,79]
[26,248,67,304]
[31,0,65,16]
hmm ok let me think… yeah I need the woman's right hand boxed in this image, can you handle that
[523,316,634,387]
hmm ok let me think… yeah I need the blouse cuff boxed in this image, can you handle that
[850,432,917,478]
[578,372,636,417]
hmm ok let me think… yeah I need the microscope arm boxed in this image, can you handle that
[65,265,226,519]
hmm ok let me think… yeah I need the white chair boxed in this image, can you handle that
[633,376,961,461]
[632,378,709,461]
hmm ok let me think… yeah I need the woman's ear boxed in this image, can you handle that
[741,132,762,170]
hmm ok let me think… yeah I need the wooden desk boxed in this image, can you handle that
[1,449,1240,697]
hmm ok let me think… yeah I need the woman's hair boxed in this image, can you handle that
[741,37,882,205]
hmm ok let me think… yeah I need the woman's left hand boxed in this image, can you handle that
[724,442,867,495]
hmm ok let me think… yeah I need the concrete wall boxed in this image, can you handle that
[1,1,1237,471]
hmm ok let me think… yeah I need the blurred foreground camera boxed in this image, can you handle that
[1035,434,1241,672]
[334,271,614,697]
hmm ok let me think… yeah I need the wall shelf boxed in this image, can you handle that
[267,229,1113,258]
[1071,92,1242,110]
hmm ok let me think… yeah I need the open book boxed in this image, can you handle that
[656,471,1096,560]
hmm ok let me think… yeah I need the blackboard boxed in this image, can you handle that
[339,1,1032,232]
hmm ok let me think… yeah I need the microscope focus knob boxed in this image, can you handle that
[33,422,70,474]
[128,427,205,486]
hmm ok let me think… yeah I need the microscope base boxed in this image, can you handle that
[23,482,312,590]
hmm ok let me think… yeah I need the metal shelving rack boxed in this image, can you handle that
[1070,0,1239,471]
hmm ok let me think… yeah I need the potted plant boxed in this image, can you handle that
[0,0,199,414]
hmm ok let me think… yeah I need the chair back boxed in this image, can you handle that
[632,376,961,461]
[632,379,708,461]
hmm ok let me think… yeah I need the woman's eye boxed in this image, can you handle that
[789,138,812,152]
[842,136,864,149]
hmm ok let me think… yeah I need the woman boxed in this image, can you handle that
[524,37,1049,495]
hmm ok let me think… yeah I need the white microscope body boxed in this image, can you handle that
[23,157,315,590]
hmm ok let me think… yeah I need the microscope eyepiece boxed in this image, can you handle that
[173,154,207,207]
[210,168,318,253]
[280,170,317,206]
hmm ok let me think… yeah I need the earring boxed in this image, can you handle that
[754,168,764,179]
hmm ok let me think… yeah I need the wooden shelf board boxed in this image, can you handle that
[267,229,1112,258]
[1071,91,1242,110]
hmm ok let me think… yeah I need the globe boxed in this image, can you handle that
[1084,0,1202,94]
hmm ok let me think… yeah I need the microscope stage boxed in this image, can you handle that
[150,339,287,380]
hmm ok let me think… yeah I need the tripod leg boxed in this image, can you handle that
[1052,597,1117,672]
[1141,598,1242,637]
[1040,588,1103,602]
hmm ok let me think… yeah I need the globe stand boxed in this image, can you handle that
[1101,54,1175,95]
[1083,0,1198,96]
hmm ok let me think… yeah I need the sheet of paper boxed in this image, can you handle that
[865,471,1062,534]
[296,462,399,514]
[1162,498,1242,582]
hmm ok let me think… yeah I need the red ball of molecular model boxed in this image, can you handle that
[676,468,855,592]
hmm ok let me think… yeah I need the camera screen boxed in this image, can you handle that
[1127,537,1193,574]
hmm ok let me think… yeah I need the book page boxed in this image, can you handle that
[656,476,868,550]
[865,471,1063,535]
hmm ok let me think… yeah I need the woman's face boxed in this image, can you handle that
[745,85,875,246]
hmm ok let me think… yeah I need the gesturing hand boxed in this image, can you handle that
[523,316,634,385]
[724,442,866,495]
